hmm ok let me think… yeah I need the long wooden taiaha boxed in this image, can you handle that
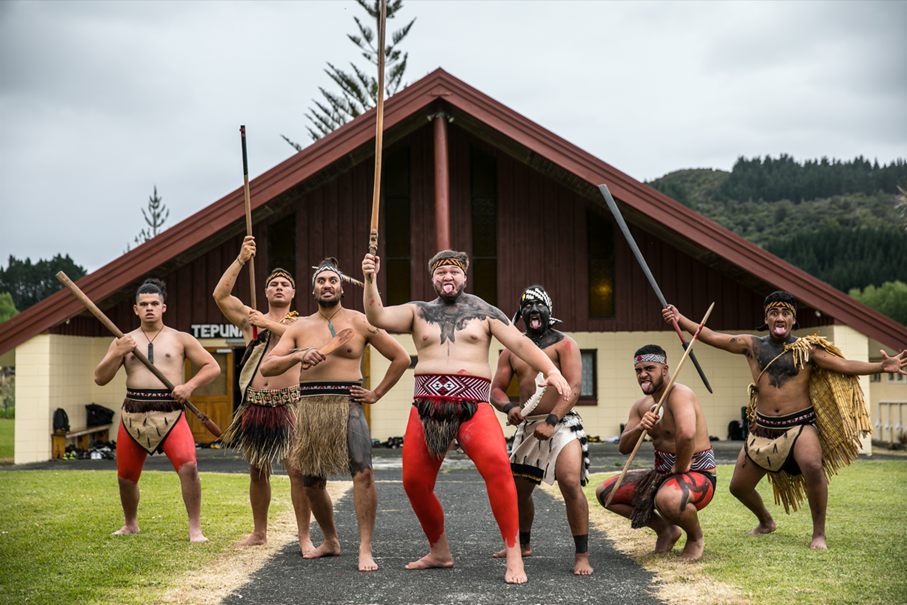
[603,302,714,506]
[366,0,387,280]
[240,125,258,338]
[55,271,223,438]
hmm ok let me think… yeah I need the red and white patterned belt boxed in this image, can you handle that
[414,374,490,402]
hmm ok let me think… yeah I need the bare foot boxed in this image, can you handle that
[747,520,777,535]
[493,544,531,558]
[236,533,267,547]
[190,532,209,543]
[504,546,527,584]
[809,533,827,551]
[677,532,704,561]
[299,536,316,556]
[359,546,378,572]
[112,525,139,535]
[405,552,454,570]
[304,540,341,559]
[574,553,593,575]
[649,525,682,555]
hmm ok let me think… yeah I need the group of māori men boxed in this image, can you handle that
[94,236,907,583]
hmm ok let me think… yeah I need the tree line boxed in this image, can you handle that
[716,154,907,203]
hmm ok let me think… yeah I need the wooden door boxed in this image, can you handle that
[184,348,233,444]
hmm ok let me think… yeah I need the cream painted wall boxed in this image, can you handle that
[865,337,907,446]
[15,335,126,464]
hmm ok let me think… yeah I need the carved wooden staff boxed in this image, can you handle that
[366,0,387,281]
[240,125,258,337]
[598,183,713,393]
[603,302,713,506]
[55,271,223,437]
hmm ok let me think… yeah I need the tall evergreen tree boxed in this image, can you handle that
[282,0,415,148]
[0,254,87,311]
[127,185,169,251]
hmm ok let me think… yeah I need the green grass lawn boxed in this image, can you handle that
[585,460,907,605]
[0,470,285,605]
[0,419,13,459]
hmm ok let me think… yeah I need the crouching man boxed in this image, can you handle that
[596,345,715,560]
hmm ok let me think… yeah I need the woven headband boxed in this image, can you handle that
[634,354,667,366]
[266,270,295,289]
[765,301,796,315]
[430,258,468,275]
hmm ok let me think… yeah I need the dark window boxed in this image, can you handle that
[587,210,614,318]
[470,145,497,305]
[268,214,296,278]
[577,349,598,405]
[384,147,411,305]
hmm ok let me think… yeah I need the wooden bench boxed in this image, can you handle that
[52,424,112,459]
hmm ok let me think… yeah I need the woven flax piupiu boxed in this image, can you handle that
[746,335,872,513]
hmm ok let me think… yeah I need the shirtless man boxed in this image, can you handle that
[213,236,312,551]
[665,291,907,549]
[595,345,716,560]
[260,258,409,572]
[489,285,592,575]
[95,278,220,543]
[362,250,573,584]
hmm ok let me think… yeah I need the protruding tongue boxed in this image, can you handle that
[530,318,542,330]
[774,325,786,335]
[641,381,652,392]
[443,283,454,294]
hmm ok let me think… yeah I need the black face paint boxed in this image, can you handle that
[414,294,510,344]
[521,301,551,339]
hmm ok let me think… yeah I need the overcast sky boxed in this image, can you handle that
[1,1,905,274]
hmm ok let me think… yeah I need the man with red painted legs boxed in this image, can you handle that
[95,278,220,543]
[596,345,715,561]
[362,250,573,584]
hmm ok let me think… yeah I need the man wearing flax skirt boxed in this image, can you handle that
[490,285,592,575]
[214,236,312,552]
[261,257,410,572]
[665,292,907,550]
[362,250,573,584]
[95,278,220,542]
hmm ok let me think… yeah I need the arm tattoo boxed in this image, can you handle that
[413,295,510,344]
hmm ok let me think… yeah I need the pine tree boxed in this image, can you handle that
[282,0,415,148]
[127,185,169,251]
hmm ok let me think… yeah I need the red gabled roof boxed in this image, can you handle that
[1,68,905,355]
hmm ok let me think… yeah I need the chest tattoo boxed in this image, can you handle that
[414,295,510,344]
[752,338,805,389]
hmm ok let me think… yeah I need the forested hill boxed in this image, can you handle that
[645,155,907,321]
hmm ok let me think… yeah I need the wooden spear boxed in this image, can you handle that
[366,0,387,281]
[240,125,258,337]
[603,302,714,506]
[55,271,223,438]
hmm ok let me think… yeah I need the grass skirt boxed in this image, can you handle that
[291,393,351,477]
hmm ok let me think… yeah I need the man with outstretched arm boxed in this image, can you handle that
[95,278,220,543]
[362,250,573,584]
[260,258,409,572]
[595,345,716,560]
[489,285,592,575]
[213,236,313,551]
[664,292,907,549]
